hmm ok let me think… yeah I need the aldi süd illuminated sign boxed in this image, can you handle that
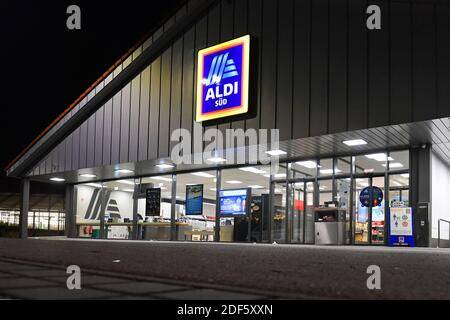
[196,35,250,122]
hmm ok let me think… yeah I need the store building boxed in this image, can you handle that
[6,0,450,247]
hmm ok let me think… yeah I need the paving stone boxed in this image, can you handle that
[2,286,120,300]
[46,274,131,286]
[155,288,266,300]
[0,277,56,290]
[10,268,68,279]
[91,281,186,295]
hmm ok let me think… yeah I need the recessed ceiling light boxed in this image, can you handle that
[248,185,264,189]
[191,172,215,178]
[265,150,287,156]
[296,161,317,169]
[150,177,172,182]
[118,180,137,185]
[114,187,119,191]
[364,169,375,173]
[365,154,394,162]
[156,164,175,169]
[383,163,403,168]
[79,174,97,178]
[206,157,227,163]
[343,139,367,146]
[115,169,134,174]
[239,167,267,174]
[320,169,342,175]
[50,177,65,182]
[226,180,242,184]
[210,188,217,191]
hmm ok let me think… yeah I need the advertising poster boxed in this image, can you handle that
[219,189,249,217]
[186,184,204,216]
[145,188,161,216]
[390,207,413,236]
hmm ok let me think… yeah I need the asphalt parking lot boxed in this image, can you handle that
[0,238,449,299]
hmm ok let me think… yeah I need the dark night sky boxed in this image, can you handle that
[0,0,184,188]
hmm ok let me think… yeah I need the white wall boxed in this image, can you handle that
[431,153,450,240]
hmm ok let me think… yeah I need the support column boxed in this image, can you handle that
[132,182,139,240]
[410,145,432,247]
[170,174,177,241]
[99,188,106,239]
[64,185,75,238]
[214,169,221,242]
[19,178,30,239]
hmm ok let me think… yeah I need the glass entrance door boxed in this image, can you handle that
[273,180,315,244]
[353,176,386,245]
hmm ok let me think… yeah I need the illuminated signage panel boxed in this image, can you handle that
[196,35,250,122]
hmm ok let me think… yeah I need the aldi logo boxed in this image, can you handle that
[196,35,250,122]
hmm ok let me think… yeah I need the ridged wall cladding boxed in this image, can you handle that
[31,0,450,176]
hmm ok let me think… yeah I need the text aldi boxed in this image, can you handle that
[196,35,250,122]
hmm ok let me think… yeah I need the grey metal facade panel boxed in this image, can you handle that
[276,0,293,141]
[245,0,262,131]
[328,0,348,134]
[24,0,450,177]
[129,73,142,163]
[412,4,437,122]
[138,65,151,162]
[119,81,131,163]
[158,47,173,158]
[390,1,413,125]
[437,5,450,119]
[169,37,184,154]
[181,27,195,136]
[309,0,329,137]
[111,90,122,165]
[148,57,161,160]
[347,0,368,131]
[102,99,113,166]
[368,0,390,129]
[259,0,277,131]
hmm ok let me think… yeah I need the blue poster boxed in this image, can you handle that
[185,184,203,216]
[219,189,248,217]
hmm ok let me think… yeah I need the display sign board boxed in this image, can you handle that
[145,188,161,216]
[359,186,383,207]
[219,189,250,217]
[389,207,414,247]
[185,184,204,216]
[196,35,250,122]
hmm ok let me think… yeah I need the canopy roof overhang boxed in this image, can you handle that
[27,117,450,185]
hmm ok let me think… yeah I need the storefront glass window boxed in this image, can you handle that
[139,175,173,241]
[75,183,104,239]
[388,151,409,172]
[389,174,410,207]
[291,160,318,178]
[355,153,389,174]
[319,159,333,177]
[336,157,351,176]
[221,166,270,242]
[176,171,216,242]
